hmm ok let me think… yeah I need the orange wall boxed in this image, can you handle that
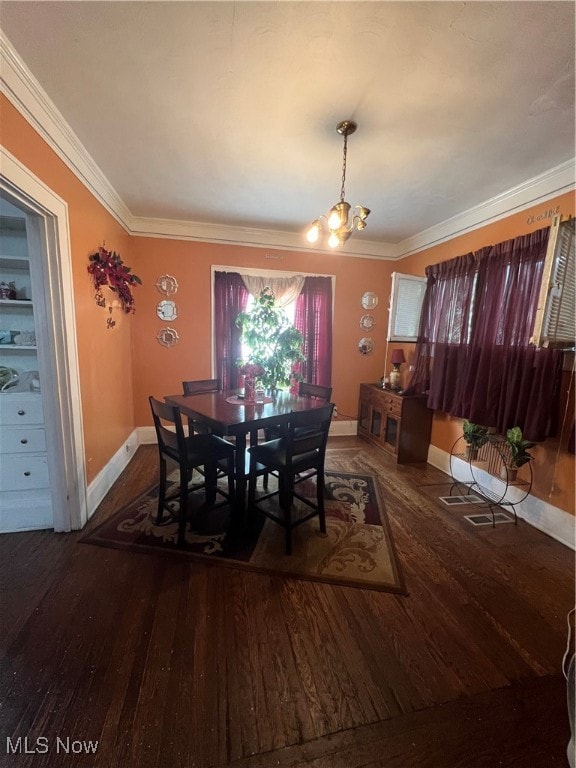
[132,239,392,425]
[1,96,137,484]
[395,191,576,515]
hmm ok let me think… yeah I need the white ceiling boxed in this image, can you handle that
[0,1,574,257]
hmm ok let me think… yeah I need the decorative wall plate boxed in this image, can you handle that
[360,314,375,330]
[157,327,179,347]
[361,291,378,310]
[358,337,374,355]
[156,299,178,321]
[155,274,179,296]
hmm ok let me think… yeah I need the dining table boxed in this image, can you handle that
[164,389,329,520]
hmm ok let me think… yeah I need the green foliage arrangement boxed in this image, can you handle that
[505,427,536,468]
[235,287,305,390]
[462,421,489,450]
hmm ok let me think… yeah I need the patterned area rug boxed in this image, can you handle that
[81,469,406,593]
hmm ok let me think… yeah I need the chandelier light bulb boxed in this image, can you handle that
[328,231,340,248]
[306,221,321,243]
[328,207,342,230]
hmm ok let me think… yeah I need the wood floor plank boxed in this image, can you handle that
[218,674,570,768]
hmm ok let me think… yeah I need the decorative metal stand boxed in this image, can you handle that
[449,434,533,526]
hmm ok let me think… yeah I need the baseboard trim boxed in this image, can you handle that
[86,430,139,520]
[137,421,358,443]
[330,419,357,436]
[427,445,575,550]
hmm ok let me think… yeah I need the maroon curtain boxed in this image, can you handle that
[405,226,561,441]
[405,251,480,405]
[294,276,333,387]
[213,271,249,390]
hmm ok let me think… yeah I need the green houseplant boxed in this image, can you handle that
[502,426,536,480]
[235,287,305,391]
[462,420,489,460]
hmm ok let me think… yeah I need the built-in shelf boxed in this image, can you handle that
[0,299,34,307]
[0,255,29,270]
[0,344,38,351]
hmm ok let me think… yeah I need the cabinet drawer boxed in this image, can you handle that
[0,394,44,425]
[1,454,49,490]
[380,394,403,417]
[0,427,46,454]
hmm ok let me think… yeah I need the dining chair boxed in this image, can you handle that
[262,381,333,490]
[149,396,236,547]
[182,378,222,436]
[247,403,334,555]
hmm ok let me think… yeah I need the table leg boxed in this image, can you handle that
[233,431,247,529]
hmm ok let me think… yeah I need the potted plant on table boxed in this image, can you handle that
[462,420,489,461]
[501,426,536,481]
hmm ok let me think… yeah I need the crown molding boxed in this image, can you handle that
[128,215,397,259]
[396,159,575,258]
[1,31,573,261]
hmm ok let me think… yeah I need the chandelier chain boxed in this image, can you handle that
[340,133,348,202]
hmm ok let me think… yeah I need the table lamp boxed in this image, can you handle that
[389,348,406,391]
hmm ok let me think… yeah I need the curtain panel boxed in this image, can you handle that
[213,271,249,390]
[294,276,333,387]
[405,226,561,441]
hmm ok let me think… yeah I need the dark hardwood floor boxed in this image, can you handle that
[1,437,574,768]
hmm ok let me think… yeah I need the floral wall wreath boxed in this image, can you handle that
[87,246,142,314]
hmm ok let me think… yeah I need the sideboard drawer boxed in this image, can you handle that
[0,427,46,454]
[0,395,44,425]
[380,393,403,417]
[1,454,49,490]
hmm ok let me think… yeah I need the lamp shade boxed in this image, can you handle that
[390,349,406,365]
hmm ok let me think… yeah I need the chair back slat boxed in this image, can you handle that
[149,396,186,457]
[298,382,332,401]
[182,379,221,395]
[286,404,334,465]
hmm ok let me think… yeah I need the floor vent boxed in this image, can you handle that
[439,494,484,506]
[464,512,515,526]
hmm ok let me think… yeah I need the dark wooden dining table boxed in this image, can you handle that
[164,389,329,518]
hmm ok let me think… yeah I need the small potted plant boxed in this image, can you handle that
[501,426,536,481]
[462,420,489,461]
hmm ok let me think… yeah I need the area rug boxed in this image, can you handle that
[81,470,406,594]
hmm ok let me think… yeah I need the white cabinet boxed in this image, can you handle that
[0,211,52,531]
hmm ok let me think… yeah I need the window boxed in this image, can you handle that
[387,272,426,342]
[212,269,333,391]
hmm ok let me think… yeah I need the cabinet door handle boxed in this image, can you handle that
[18,409,26,416]
[23,471,31,476]
[20,438,28,444]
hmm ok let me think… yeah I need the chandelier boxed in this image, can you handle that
[306,120,370,248]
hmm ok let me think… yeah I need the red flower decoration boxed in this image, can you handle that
[87,246,142,314]
[238,363,265,378]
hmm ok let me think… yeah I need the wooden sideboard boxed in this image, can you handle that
[357,383,433,464]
